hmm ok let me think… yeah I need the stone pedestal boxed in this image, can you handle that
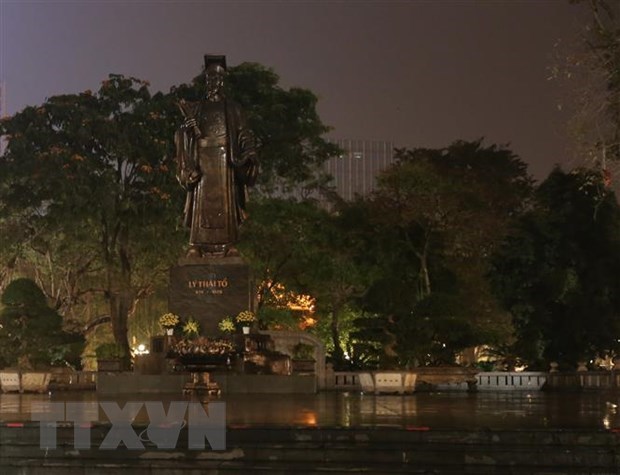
[169,255,253,336]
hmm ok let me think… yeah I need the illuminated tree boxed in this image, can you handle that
[0,62,338,358]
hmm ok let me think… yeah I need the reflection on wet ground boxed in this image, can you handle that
[2,390,620,430]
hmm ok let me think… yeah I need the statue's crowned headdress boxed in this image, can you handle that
[204,55,227,72]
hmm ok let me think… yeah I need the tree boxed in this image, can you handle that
[354,140,532,367]
[556,1,620,181]
[0,62,339,356]
[172,62,340,195]
[239,196,373,368]
[0,278,84,369]
[0,75,184,362]
[239,198,328,310]
[490,167,620,368]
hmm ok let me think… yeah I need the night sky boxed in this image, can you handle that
[1,1,590,180]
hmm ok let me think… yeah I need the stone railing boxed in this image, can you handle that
[329,371,361,391]
[326,368,550,392]
[546,371,620,390]
[476,372,547,391]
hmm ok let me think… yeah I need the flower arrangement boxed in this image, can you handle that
[236,310,256,324]
[182,317,200,337]
[159,312,180,329]
[218,317,235,333]
[171,337,234,356]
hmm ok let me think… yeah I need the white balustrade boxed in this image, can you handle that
[476,372,546,391]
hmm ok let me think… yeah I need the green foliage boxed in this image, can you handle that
[0,278,83,369]
[256,306,299,331]
[0,61,337,355]
[1,277,49,308]
[172,62,340,194]
[0,75,183,357]
[239,197,373,366]
[292,342,315,360]
[398,293,478,366]
[239,197,333,302]
[490,167,620,366]
[351,140,531,367]
[95,342,127,360]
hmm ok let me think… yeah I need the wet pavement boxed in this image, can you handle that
[3,390,620,430]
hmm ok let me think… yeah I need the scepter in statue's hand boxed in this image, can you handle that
[175,100,202,188]
[182,117,202,139]
[178,101,202,139]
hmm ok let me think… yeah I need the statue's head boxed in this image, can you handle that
[204,55,227,100]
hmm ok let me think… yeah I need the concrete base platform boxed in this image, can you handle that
[96,373,317,395]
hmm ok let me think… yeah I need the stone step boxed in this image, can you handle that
[1,425,619,474]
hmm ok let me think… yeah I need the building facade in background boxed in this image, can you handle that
[326,139,395,201]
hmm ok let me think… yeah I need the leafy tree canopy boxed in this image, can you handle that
[353,140,531,367]
[0,62,339,355]
[0,278,83,369]
[172,62,340,194]
[490,167,620,367]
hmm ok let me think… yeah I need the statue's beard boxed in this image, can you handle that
[206,87,223,101]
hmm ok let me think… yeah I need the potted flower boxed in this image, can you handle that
[218,316,235,334]
[159,312,180,336]
[182,317,200,338]
[291,342,316,373]
[235,310,256,334]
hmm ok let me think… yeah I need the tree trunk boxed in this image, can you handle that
[109,289,133,370]
[330,305,345,368]
[418,253,431,299]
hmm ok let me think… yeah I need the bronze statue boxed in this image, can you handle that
[175,55,258,257]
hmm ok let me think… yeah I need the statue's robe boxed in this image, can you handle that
[175,99,257,251]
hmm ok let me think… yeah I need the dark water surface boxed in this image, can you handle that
[3,390,620,430]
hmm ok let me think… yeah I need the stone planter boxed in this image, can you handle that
[21,372,51,393]
[97,359,123,372]
[0,371,21,393]
[242,326,250,335]
[292,359,316,374]
[413,366,478,390]
[357,371,417,394]
[576,361,588,372]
